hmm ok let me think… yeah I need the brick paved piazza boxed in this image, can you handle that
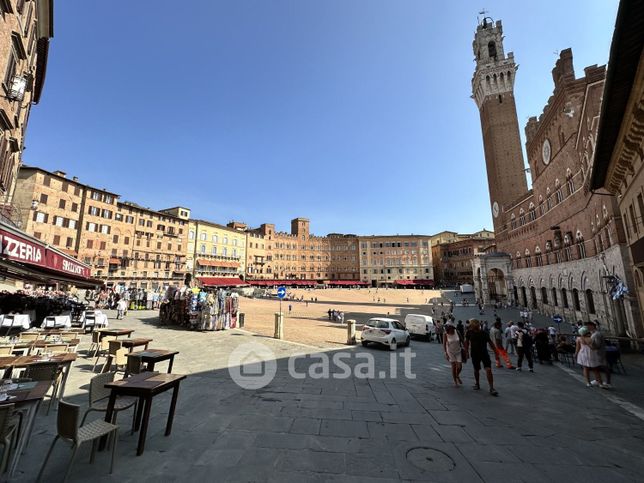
[17,303,644,482]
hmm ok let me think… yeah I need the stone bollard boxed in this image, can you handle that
[346,319,356,345]
[274,312,284,339]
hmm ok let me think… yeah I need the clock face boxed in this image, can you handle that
[492,201,499,218]
[542,139,551,165]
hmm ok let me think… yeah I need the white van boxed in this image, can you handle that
[404,314,435,341]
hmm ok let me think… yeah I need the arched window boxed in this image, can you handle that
[519,209,526,226]
[200,244,206,254]
[539,195,545,216]
[561,288,569,308]
[541,287,548,305]
[576,231,586,258]
[535,246,542,266]
[563,233,573,261]
[586,289,596,314]
[555,179,563,204]
[488,41,497,59]
[572,288,581,311]
[510,214,516,230]
[528,203,536,221]
[566,169,575,195]
[524,249,532,268]
[551,287,558,306]
[546,188,552,210]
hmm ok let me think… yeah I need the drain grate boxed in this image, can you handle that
[406,447,456,472]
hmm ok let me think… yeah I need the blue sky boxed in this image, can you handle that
[24,0,619,236]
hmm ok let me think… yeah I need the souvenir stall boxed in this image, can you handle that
[159,284,241,331]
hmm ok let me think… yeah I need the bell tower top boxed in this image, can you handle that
[471,18,518,108]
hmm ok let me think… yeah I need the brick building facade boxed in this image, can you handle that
[433,231,495,286]
[472,17,641,336]
[15,166,189,289]
[244,218,359,281]
[0,0,52,216]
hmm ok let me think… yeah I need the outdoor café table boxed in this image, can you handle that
[40,315,72,329]
[0,353,77,402]
[97,328,134,339]
[126,349,178,373]
[103,371,186,455]
[121,338,153,352]
[0,380,51,477]
[0,314,31,331]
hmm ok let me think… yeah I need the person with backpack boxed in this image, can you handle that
[515,322,534,372]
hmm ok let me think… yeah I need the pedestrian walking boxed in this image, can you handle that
[515,322,534,372]
[490,321,514,369]
[443,323,464,387]
[464,319,499,396]
[586,321,611,388]
[116,298,127,320]
[505,322,517,355]
[456,320,465,341]
[328,309,332,320]
[575,327,594,386]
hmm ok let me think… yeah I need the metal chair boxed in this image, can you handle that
[0,404,18,475]
[80,372,137,431]
[36,400,118,482]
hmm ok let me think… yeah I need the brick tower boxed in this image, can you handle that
[472,17,528,231]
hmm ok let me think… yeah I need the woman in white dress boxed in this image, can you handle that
[443,323,463,386]
[575,327,594,386]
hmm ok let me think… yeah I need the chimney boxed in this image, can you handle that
[72,176,78,181]
[53,170,66,178]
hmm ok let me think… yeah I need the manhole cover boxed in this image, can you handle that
[406,447,455,472]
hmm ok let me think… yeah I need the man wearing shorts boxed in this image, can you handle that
[464,319,499,396]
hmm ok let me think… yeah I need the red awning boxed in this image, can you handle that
[198,277,248,287]
[197,259,239,268]
[327,280,369,286]
[246,279,317,287]
[0,221,96,286]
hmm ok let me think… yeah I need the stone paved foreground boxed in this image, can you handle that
[14,310,644,482]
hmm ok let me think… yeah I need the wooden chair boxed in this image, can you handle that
[36,400,118,482]
[37,344,68,355]
[103,341,127,374]
[125,355,144,376]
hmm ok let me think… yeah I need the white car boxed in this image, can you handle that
[361,317,410,350]
[404,314,435,341]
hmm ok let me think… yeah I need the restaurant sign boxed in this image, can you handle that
[0,228,90,279]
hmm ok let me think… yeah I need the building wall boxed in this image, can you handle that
[0,0,51,213]
[473,25,641,335]
[246,232,269,279]
[15,167,189,290]
[436,237,495,285]
[186,220,246,280]
[358,236,433,286]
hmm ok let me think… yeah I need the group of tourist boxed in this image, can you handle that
[438,312,613,395]
[327,309,345,323]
